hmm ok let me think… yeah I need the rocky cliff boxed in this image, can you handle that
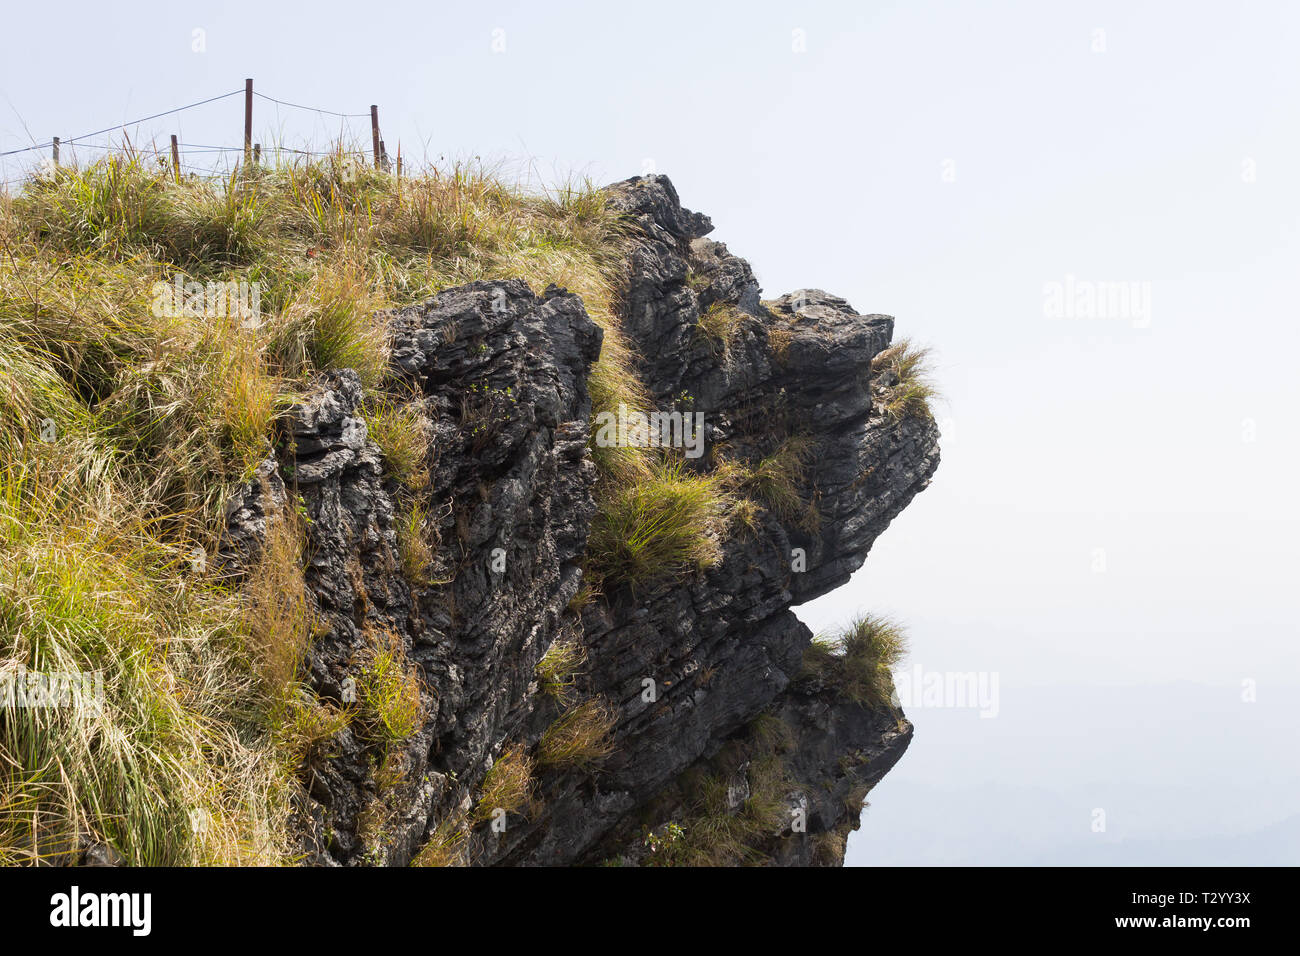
[219,175,939,866]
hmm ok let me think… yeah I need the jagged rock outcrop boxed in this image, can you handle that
[221,175,939,866]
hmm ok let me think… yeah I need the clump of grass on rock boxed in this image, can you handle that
[364,399,430,490]
[696,301,745,353]
[587,458,733,591]
[870,339,938,422]
[738,435,813,522]
[801,614,908,707]
[472,745,535,823]
[356,629,424,742]
[535,638,586,705]
[537,699,617,770]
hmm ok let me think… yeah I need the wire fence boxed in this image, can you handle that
[0,80,393,191]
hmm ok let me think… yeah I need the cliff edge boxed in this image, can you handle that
[219,175,940,866]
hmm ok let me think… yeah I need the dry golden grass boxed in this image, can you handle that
[696,301,746,353]
[801,614,908,708]
[271,259,388,389]
[0,149,756,863]
[870,339,938,422]
[272,693,353,768]
[396,500,435,584]
[472,745,535,823]
[242,509,313,695]
[767,326,794,365]
[410,812,469,867]
[537,699,617,770]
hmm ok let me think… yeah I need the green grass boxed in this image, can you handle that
[0,462,291,865]
[586,458,733,591]
[535,638,586,705]
[644,747,796,867]
[356,629,424,742]
[241,510,314,696]
[802,635,839,674]
[0,152,647,864]
[396,500,435,584]
[272,692,352,768]
[364,400,430,490]
[410,812,469,867]
[272,262,388,389]
[747,711,794,754]
[738,435,813,522]
[4,155,645,505]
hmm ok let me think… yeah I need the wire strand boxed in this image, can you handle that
[0,140,53,157]
[1,87,386,174]
[253,91,369,118]
[63,90,245,144]
[0,89,243,156]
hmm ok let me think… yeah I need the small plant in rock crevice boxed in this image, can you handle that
[870,339,938,423]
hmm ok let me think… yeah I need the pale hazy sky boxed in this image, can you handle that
[3,0,1296,865]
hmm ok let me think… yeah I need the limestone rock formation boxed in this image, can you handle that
[221,175,940,866]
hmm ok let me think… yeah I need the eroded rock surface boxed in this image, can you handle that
[222,176,939,866]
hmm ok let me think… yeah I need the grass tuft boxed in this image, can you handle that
[646,755,795,867]
[272,261,388,388]
[411,813,469,867]
[766,326,794,365]
[535,639,586,705]
[356,629,425,742]
[472,745,535,823]
[870,339,938,422]
[801,614,907,707]
[396,500,435,584]
[739,435,813,522]
[696,301,746,353]
[537,699,617,770]
[364,400,430,489]
[242,509,313,695]
[587,459,732,590]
